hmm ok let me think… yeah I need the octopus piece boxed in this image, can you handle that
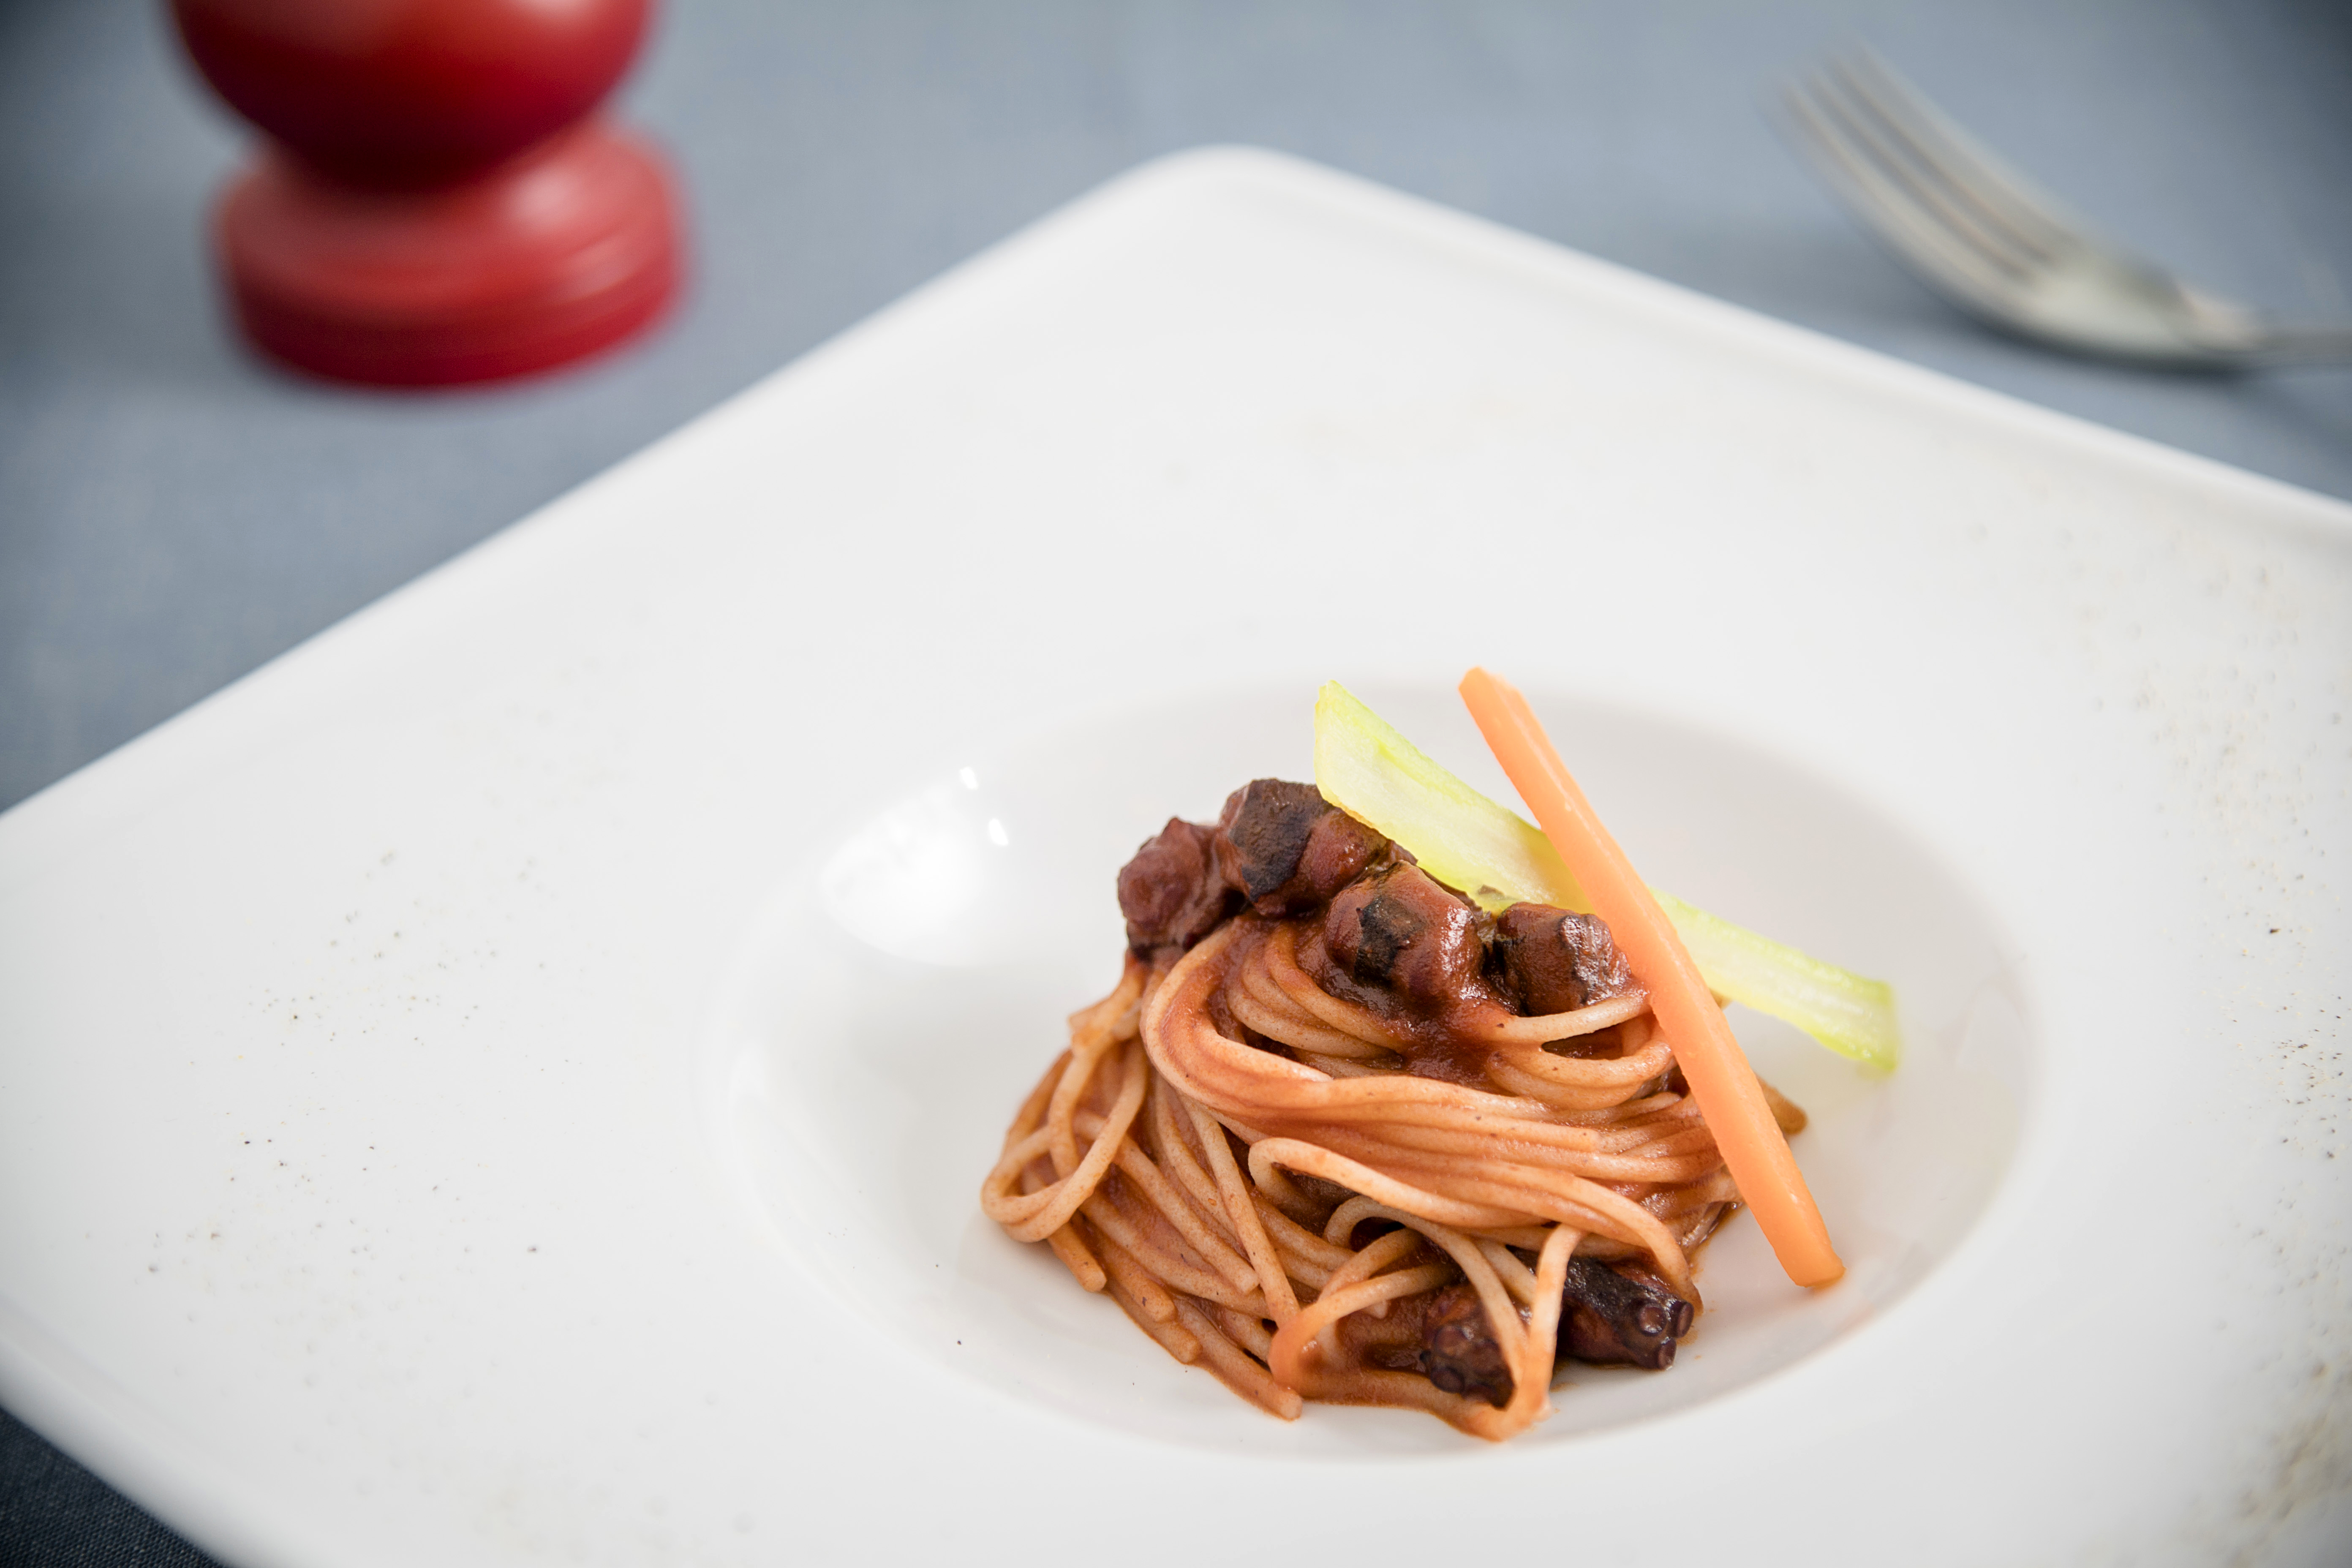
[1212,779,1390,917]
[1557,1256,1694,1370]
[1116,818,1238,956]
[1418,1285,1513,1407]
[1490,903,1637,1014]
[1323,862,1486,1006]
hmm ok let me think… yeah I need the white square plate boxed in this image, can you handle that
[3,149,2346,1567]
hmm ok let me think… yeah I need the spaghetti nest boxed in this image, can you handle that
[981,915,1776,1440]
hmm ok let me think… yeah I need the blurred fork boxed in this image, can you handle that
[1783,52,2352,369]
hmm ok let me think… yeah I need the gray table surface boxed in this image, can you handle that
[3,0,2348,1561]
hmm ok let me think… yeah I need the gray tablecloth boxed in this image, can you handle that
[3,0,2347,1560]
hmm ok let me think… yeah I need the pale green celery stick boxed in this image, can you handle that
[1312,681,1900,1069]
[1650,892,1900,1069]
[1312,682,1589,913]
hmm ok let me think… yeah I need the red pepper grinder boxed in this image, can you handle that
[171,0,683,386]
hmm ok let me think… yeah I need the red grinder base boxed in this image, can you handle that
[217,122,680,387]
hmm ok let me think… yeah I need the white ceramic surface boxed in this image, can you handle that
[1,148,2346,1567]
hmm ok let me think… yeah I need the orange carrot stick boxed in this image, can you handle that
[1459,668,1844,1288]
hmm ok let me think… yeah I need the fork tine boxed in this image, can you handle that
[1835,52,2088,264]
[1807,64,2046,281]
[1784,50,2347,366]
[1783,76,2029,319]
